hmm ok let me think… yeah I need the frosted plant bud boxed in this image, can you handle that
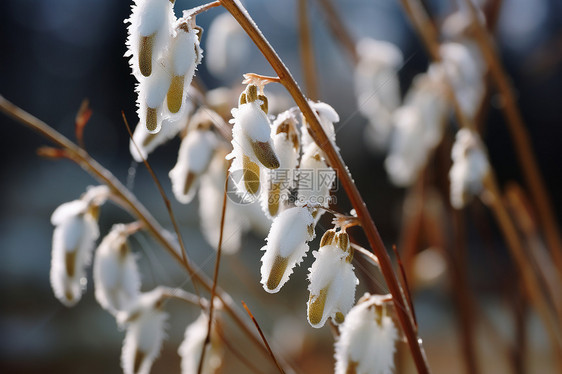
[50,185,110,307]
[125,0,175,78]
[297,143,335,220]
[449,129,490,209]
[334,294,398,374]
[119,288,168,374]
[261,110,301,218]
[137,58,172,133]
[93,223,141,315]
[307,230,358,328]
[227,84,280,200]
[301,101,339,149]
[178,312,224,374]
[166,18,203,115]
[437,42,485,119]
[205,12,250,79]
[260,206,315,293]
[354,38,403,150]
[169,125,218,204]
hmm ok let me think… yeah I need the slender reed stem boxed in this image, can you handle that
[461,0,562,280]
[219,1,430,372]
[298,0,318,99]
[315,0,359,65]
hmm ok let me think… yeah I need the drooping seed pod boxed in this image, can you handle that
[449,128,490,209]
[354,38,403,150]
[307,230,358,328]
[136,57,172,133]
[334,294,398,374]
[50,185,110,307]
[300,100,339,150]
[260,206,315,293]
[178,311,224,374]
[227,84,280,201]
[119,288,168,374]
[125,0,176,79]
[93,223,141,315]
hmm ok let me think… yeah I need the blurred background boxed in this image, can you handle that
[1,0,562,373]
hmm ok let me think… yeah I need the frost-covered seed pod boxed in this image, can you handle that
[119,288,168,374]
[354,38,403,150]
[227,84,280,200]
[125,0,175,78]
[50,185,109,307]
[297,143,335,219]
[334,294,398,374]
[169,124,218,204]
[137,58,172,133]
[260,206,315,293]
[261,110,300,218]
[178,312,224,374]
[307,231,358,328]
[166,19,202,115]
[93,224,141,315]
[449,129,490,209]
[301,101,339,149]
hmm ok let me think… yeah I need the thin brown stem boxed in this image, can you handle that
[241,301,286,374]
[461,0,562,282]
[298,0,318,99]
[219,1,430,372]
[315,0,359,65]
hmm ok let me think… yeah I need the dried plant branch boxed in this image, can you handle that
[219,1,430,372]
[298,0,318,99]
[315,0,359,65]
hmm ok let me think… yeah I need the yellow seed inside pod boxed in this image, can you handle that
[88,205,100,221]
[307,224,315,237]
[268,183,281,217]
[258,94,268,114]
[335,232,350,252]
[139,35,155,77]
[251,141,280,169]
[246,85,258,102]
[65,288,74,302]
[320,230,336,247]
[183,171,196,196]
[335,312,345,324]
[374,304,383,326]
[65,250,77,277]
[141,131,158,147]
[266,255,288,291]
[346,361,359,374]
[308,288,328,326]
[146,107,158,132]
[133,350,146,374]
[118,242,129,260]
[167,75,185,113]
[243,155,260,195]
[239,92,247,105]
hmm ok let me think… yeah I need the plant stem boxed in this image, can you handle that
[298,0,318,99]
[219,1,430,372]
[315,0,359,65]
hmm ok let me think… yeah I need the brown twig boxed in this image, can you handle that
[219,1,430,372]
[241,301,286,374]
[298,0,318,99]
[315,0,359,65]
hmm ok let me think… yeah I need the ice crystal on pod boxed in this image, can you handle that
[169,109,220,204]
[119,287,168,374]
[260,206,315,293]
[93,223,141,315]
[50,185,110,307]
[449,128,490,209]
[178,312,224,374]
[205,12,250,79]
[385,69,448,186]
[125,0,175,78]
[301,101,339,150]
[227,84,280,200]
[260,109,301,218]
[334,294,398,374]
[354,38,403,150]
[307,230,359,328]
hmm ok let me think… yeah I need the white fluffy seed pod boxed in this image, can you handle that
[125,0,175,79]
[354,38,403,150]
[119,288,168,374]
[260,206,315,293]
[49,185,109,307]
[169,128,218,204]
[297,143,335,219]
[260,110,300,219]
[136,57,172,133]
[178,312,224,374]
[93,224,141,315]
[334,294,398,374]
[449,129,490,209]
[301,101,339,149]
[307,231,358,328]
[205,12,250,79]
